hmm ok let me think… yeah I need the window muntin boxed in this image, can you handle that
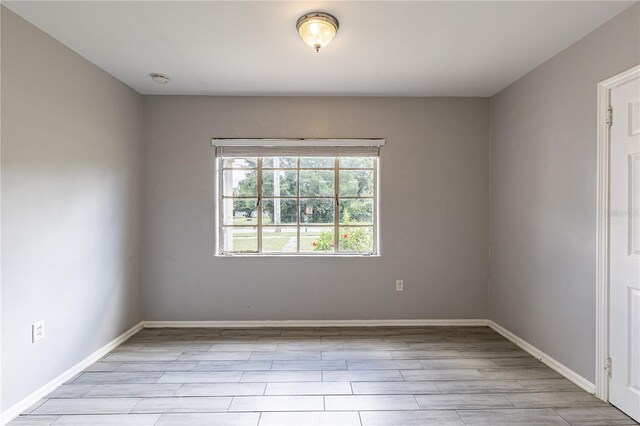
[219,156,377,255]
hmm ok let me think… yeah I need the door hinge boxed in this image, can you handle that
[605,356,612,376]
[606,106,613,128]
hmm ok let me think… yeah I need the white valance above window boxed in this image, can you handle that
[211,138,385,157]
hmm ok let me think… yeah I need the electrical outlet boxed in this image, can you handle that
[32,321,45,343]
[396,280,404,292]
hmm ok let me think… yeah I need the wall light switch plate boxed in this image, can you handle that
[396,280,404,292]
[32,320,45,342]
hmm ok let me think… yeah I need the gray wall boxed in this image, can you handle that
[143,96,490,321]
[489,3,640,382]
[1,7,143,410]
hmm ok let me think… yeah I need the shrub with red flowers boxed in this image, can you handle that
[339,227,371,252]
[312,230,334,251]
[311,204,372,252]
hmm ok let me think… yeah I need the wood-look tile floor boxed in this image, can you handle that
[10,327,638,425]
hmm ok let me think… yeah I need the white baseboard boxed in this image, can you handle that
[488,320,596,394]
[143,319,489,328]
[0,321,144,425]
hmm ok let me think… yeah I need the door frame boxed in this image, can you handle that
[596,64,640,401]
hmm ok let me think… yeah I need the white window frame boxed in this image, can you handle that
[212,139,383,257]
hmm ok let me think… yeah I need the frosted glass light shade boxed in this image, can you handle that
[296,12,339,52]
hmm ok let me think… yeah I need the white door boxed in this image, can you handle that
[610,75,640,422]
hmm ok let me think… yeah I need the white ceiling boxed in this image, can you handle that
[4,1,634,96]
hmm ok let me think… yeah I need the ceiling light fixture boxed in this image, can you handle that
[150,73,170,84]
[296,12,339,53]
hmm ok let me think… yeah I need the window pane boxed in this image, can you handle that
[222,158,257,168]
[262,170,297,197]
[300,199,334,224]
[263,157,297,168]
[300,170,334,197]
[300,226,334,252]
[218,155,377,256]
[222,198,258,225]
[222,169,258,196]
[222,227,257,253]
[339,227,373,253]
[263,199,297,225]
[300,157,334,168]
[339,170,374,196]
[339,199,373,225]
[263,227,297,253]
[340,157,374,168]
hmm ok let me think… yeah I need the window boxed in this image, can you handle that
[215,139,382,256]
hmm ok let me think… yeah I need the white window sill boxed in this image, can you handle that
[215,253,380,258]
